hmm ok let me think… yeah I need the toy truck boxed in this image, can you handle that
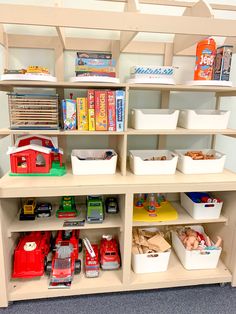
[12,231,51,278]
[46,230,81,288]
[83,238,99,278]
[100,235,120,270]
[86,195,104,223]
[56,196,78,218]
[19,198,36,220]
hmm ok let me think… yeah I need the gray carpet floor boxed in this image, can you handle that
[1,284,236,314]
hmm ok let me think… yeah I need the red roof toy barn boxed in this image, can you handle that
[7,135,65,175]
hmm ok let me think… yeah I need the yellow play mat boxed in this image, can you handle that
[133,201,178,222]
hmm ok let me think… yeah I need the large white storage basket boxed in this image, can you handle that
[175,149,226,174]
[132,228,171,274]
[71,149,117,175]
[171,225,222,270]
[131,109,179,130]
[129,150,178,175]
[178,110,230,130]
[180,192,223,220]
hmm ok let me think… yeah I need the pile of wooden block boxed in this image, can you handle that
[132,228,171,254]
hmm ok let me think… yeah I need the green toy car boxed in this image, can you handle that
[86,196,104,223]
[56,196,78,219]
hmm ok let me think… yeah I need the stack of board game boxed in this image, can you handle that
[61,89,125,131]
[75,51,116,78]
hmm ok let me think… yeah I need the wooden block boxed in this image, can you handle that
[132,245,140,255]
[147,234,171,252]
[141,230,157,238]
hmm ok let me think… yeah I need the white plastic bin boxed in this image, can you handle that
[71,149,117,175]
[178,110,230,130]
[131,109,179,130]
[175,149,226,174]
[180,192,223,219]
[132,227,171,273]
[129,150,178,175]
[171,225,222,270]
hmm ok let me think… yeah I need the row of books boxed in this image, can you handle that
[75,51,116,78]
[62,89,125,131]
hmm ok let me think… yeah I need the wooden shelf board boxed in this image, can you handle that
[8,207,122,236]
[132,201,227,227]
[0,128,125,136]
[127,127,236,135]
[8,253,231,302]
[130,252,231,288]
[9,269,123,301]
[0,81,236,94]
[0,81,126,90]
[1,169,236,197]
[1,128,236,137]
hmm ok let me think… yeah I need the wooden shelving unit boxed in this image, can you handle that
[1,0,236,308]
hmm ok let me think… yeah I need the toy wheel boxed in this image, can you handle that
[75,259,81,274]
[46,261,52,276]
[78,239,83,253]
[44,257,47,271]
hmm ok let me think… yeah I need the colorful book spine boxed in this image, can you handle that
[116,90,125,132]
[75,65,116,73]
[95,90,108,131]
[76,97,88,131]
[107,91,116,131]
[62,99,77,130]
[75,58,115,67]
[76,71,116,78]
[87,90,95,131]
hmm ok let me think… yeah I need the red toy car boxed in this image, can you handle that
[12,231,51,278]
[46,230,81,287]
[84,243,99,278]
[100,235,120,270]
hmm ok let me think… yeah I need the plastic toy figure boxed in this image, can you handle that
[12,231,51,278]
[100,235,120,270]
[145,193,158,214]
[56,196,78,218]
[134,193,145,207]
[46,230,81,288]
[19,198,37,220]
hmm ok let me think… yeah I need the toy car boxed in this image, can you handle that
[105,197,119,214]
[56,196,78,218]
[100,235,120,270]
[36,202,52,218]
[46,230,81,287]
[12,231,51,278]
[86,196,104,223]
[19,198,36,220]
[85,244,99,278]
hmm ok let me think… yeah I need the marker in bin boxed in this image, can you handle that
[77,151,115,161]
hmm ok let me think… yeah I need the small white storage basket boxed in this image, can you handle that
[178,110,230,130]
[171,225,222,270]
[132,228,171,274]
[175,149,226,174]
[180,192,223,220]
[131,109,179,130]
[71,149,117,175]
[129,150,178,175]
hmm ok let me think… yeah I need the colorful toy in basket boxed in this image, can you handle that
[12,231,52,278]
[56,196,78,218]
[177,227,222,251]
[7,135,66,176]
